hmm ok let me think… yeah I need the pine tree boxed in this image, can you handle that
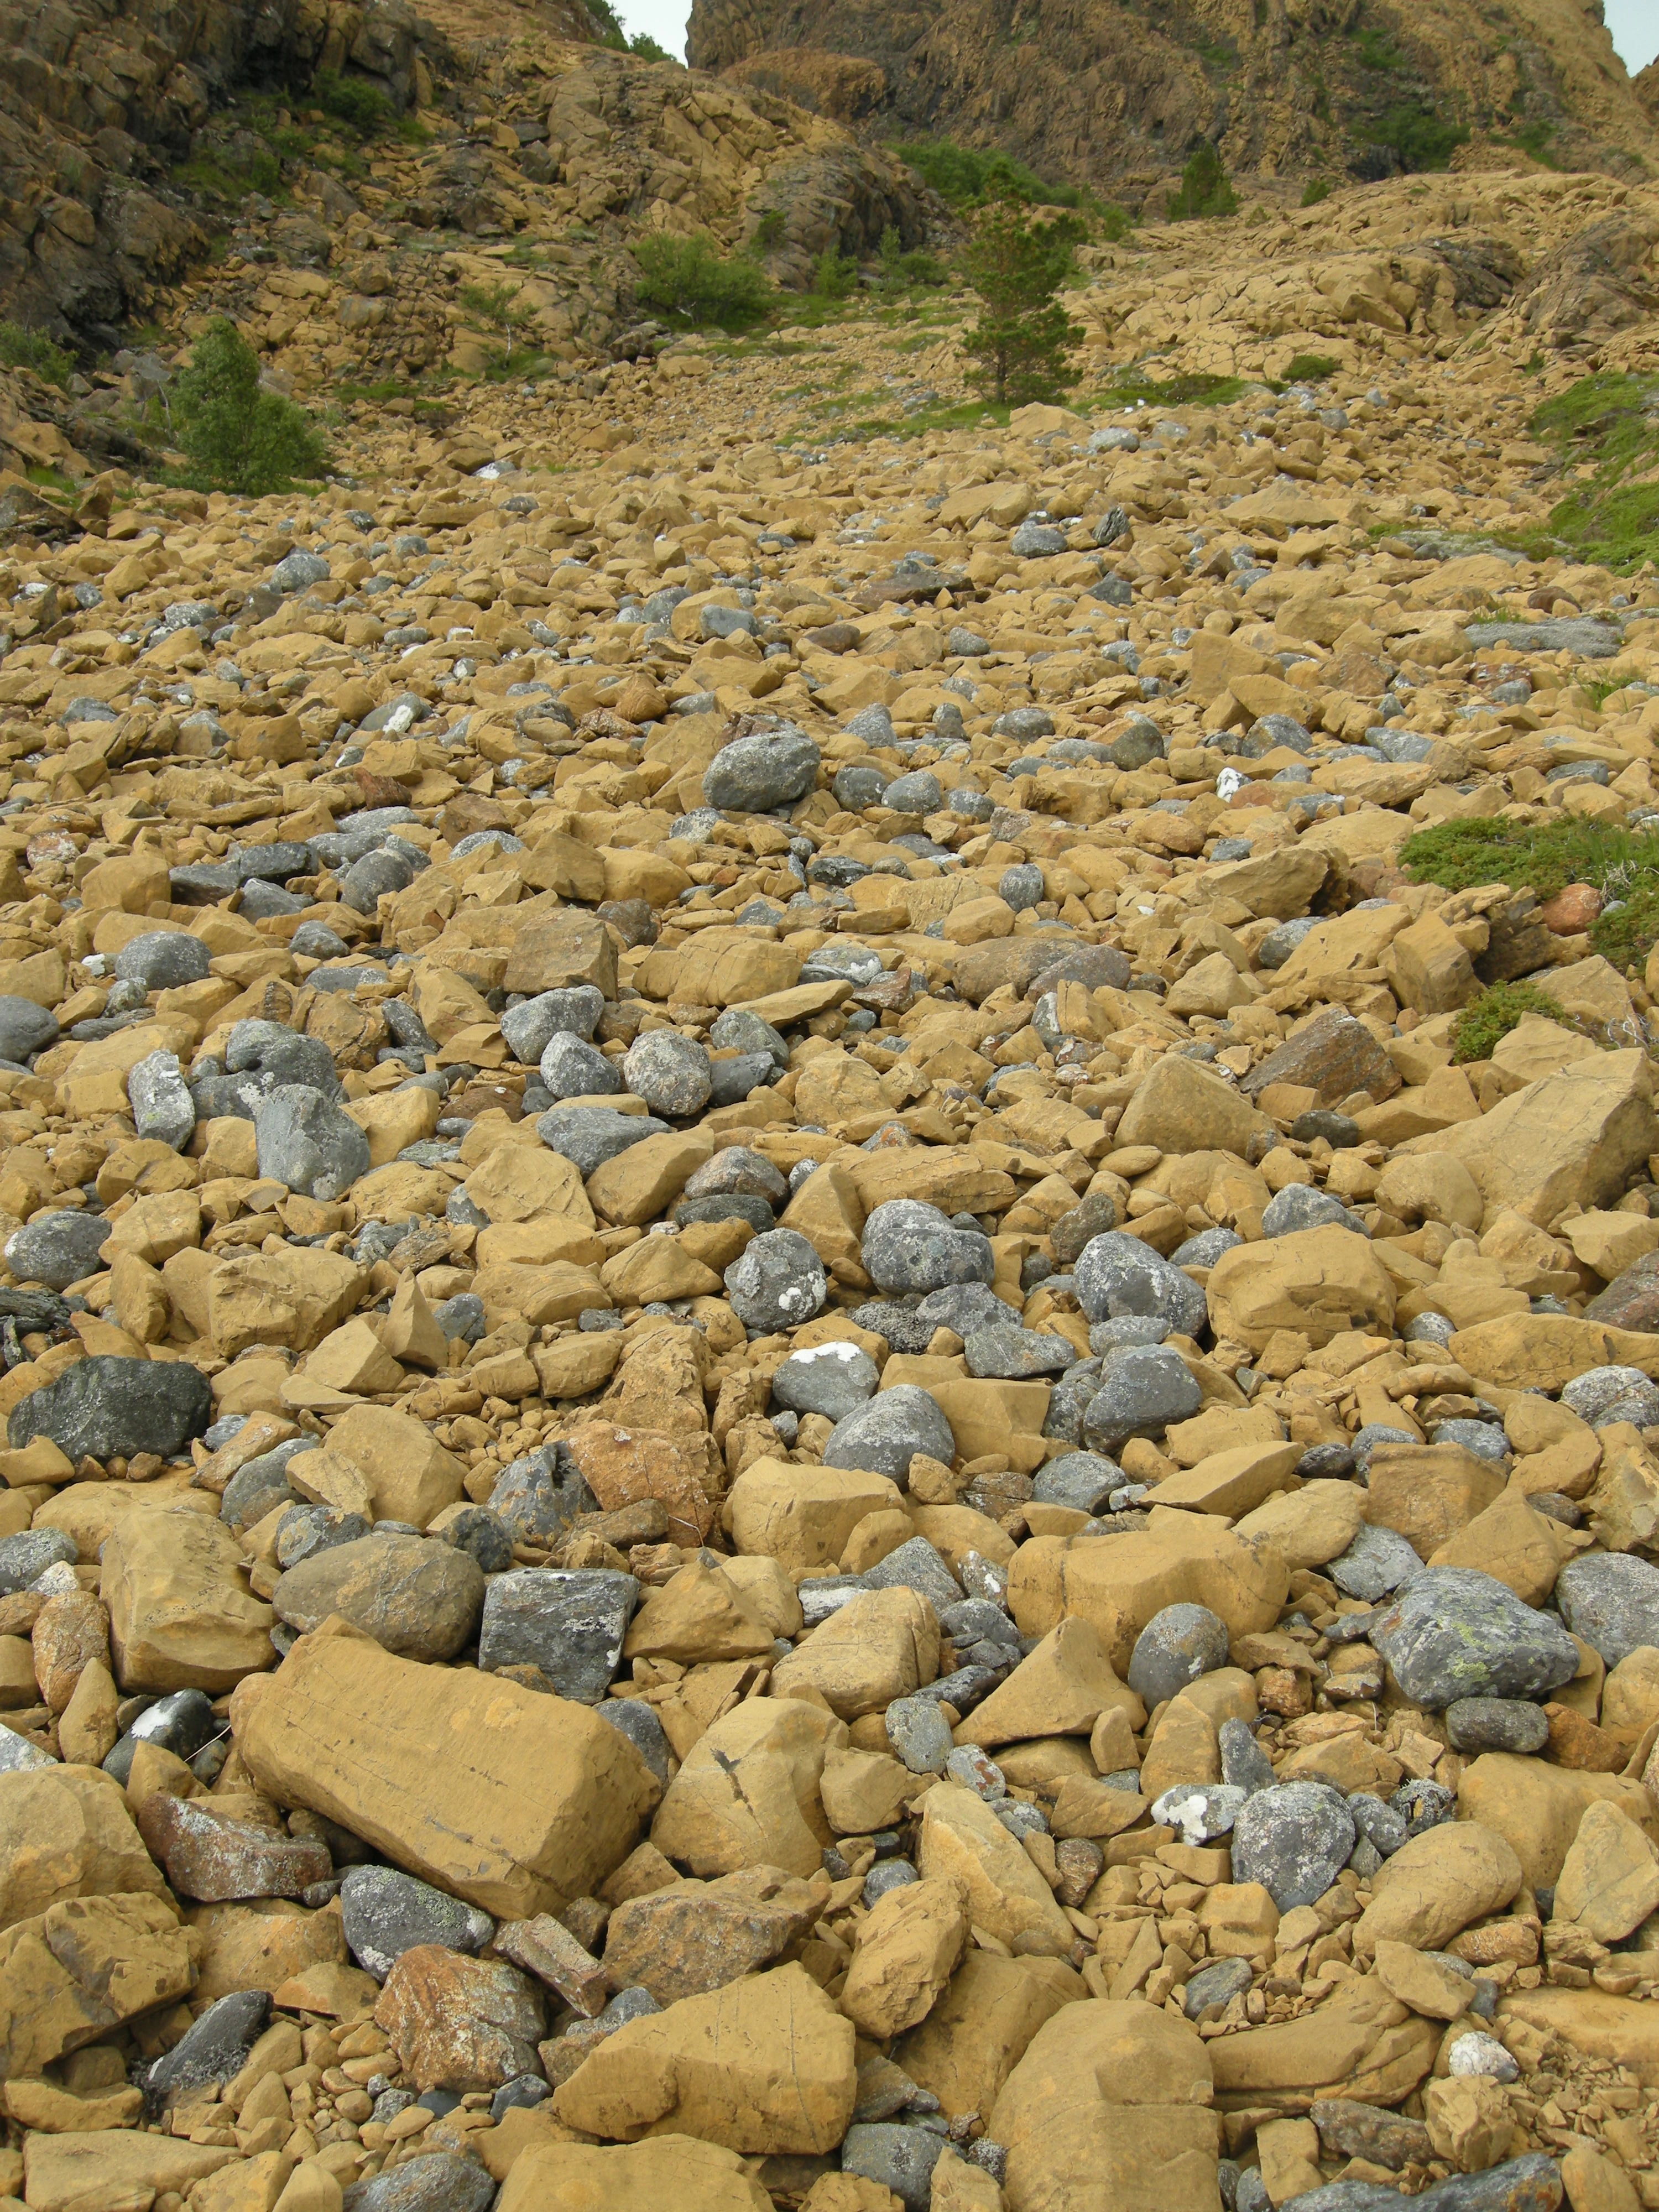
[959,195,1086,408]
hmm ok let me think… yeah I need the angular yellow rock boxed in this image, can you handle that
[770,1586,940,1719]
[1425,1050,1656,1226]
[0,1892,196,2079]
[101,1511,275,1693]
[1459,1754,1659,1887]
[839,1874,968,2039]
[954,1616,1144,1749]
[551,1961,855,2154]
[727,1459,904,1577]
[989,2000,1219,2212]
[1142,1441,1302,1518]
[1008,1511,1287,1673]
[234,1626,659,1918]
[1351,1822,1522,1959]
[916,1785,1074,1954]
[652,1698,846,1878]
[1206,1225,1396,1350]
[496,2135,771,2212]
[1552,1801,1659,1943]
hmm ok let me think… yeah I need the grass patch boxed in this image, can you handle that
[171,146,284,203]
[1502,120,1558,168]
[1353,22,1406,69]
[1301,179,1333,207]
[0,324,74,387]
[1283,351,1340,382]
[1591,881,1659,977]
[810,249,860,301]
[1524,372,1659,573]
[877,227,950,290]
[1094,367,1254,408]
[633,232,773,330]
[1451,980,1572,1061]
[780,397,1013,447]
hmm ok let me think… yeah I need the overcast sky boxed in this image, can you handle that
[615,1,1657,78]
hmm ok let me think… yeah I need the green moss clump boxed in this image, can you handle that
[1524,372,1659,574]
[1283,352,1339,382]
[1400,817,1659,901]
[1590,881,1659,979]
[1451,981,1569,1062]
[896,139,1083,210]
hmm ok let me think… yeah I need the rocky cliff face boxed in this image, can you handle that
[0,0,922,363]
[0,0,450,338]
[689,0,1659,205]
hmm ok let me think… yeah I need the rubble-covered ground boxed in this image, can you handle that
[4,133,1659,2212]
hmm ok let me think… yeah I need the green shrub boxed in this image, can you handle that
[585,0,627,46]
[1402,817,1659,901]
[1451,980,1569,1062]
[315,70,396,134]
[1353,22,1405,69]
[897,138,1080,210]
[1284,352,1339,382]
[1167,142,1238,220]
[627,30,675,61]
[961,198,1085,406]
[1505,120,1558,167]
[1371,105,1469,171]
[877,227,946,288]
[171,318,331,495]
[1301,179,1332,207]
[633,232,773,329]
[0,323,74,387]
[459,280,521,332]
[810,248,859,301]
[752,208,786,251]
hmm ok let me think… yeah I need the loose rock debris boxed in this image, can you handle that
[6,165,1659,2212]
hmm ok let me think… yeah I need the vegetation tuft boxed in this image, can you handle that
[877,227,948,290]
[1403,817,1659,977]
[632,232,773,330]
[170,318,331,495]
[1451,980,1571,1062]
[898,138,1086,210]
[1520,372,1659,575]
[1282,352,1340,382]
[0,324,74,387]
[314,71,425,142]
[1401,817,1652,900]
[1301,179,1333,207]
[1167,142,1238,220]
[1369,105,1469,171]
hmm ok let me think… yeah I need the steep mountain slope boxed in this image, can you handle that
[0,0,920,354]
[690,0,1659,204]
